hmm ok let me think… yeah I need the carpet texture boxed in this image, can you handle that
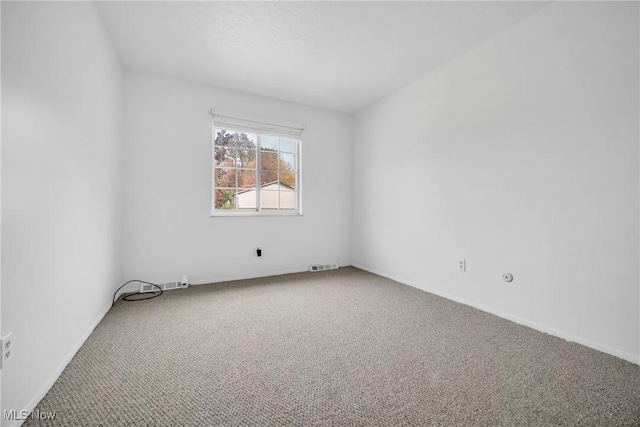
[25,267,640,426]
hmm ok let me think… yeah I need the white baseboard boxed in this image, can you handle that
[5,303,112,427]
[352,263,640,366]
[114,263,352,295]
[190,263,351,286]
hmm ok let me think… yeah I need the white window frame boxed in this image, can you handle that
[211,111,304,217]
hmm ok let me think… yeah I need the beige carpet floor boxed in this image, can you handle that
[25,267,640,426]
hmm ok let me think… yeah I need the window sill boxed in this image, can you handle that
[211,211,302,217]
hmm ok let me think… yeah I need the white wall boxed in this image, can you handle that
[122,72,351,288]
[353,2,640,363]
[1,2,124,422]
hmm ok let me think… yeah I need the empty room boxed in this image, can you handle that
[2,1,640,426]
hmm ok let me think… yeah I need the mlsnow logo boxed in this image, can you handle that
[4,409,56,421]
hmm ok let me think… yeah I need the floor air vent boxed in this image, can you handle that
[140,284,157,293]
[140,281,187,293]
[309,263,339,272]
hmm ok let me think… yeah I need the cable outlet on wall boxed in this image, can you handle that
[1,331,13,369]
[457,259,466,272]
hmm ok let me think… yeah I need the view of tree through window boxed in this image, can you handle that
[213,128,299,214]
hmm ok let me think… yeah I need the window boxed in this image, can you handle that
[212,113,303,216]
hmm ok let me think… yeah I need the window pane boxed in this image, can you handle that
[280,172,295,189]
[215,130,236,147]
[261,170,278,185]
[236,188,257,210]
[214,168,236,188]
[259,135,278,151]
[238,169,256,189]
[214,189,236,210]
[236,132,257,150]
[236,149,256,169]
[278,152,296,172]
[229,131,239,147]
[260,150,278,171]
[260,190,279,210]
[214,146,236,167]
[279,190,297,210]
[226,148,238,166]
[280,139,297,153]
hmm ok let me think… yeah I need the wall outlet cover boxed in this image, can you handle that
[1,332,13,369]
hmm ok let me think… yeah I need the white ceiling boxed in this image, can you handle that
[96,1,549,114]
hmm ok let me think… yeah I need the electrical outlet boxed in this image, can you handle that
[457,259,466,272]
[1,332,13,369]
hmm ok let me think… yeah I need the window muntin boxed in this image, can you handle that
[212,127,301,216]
